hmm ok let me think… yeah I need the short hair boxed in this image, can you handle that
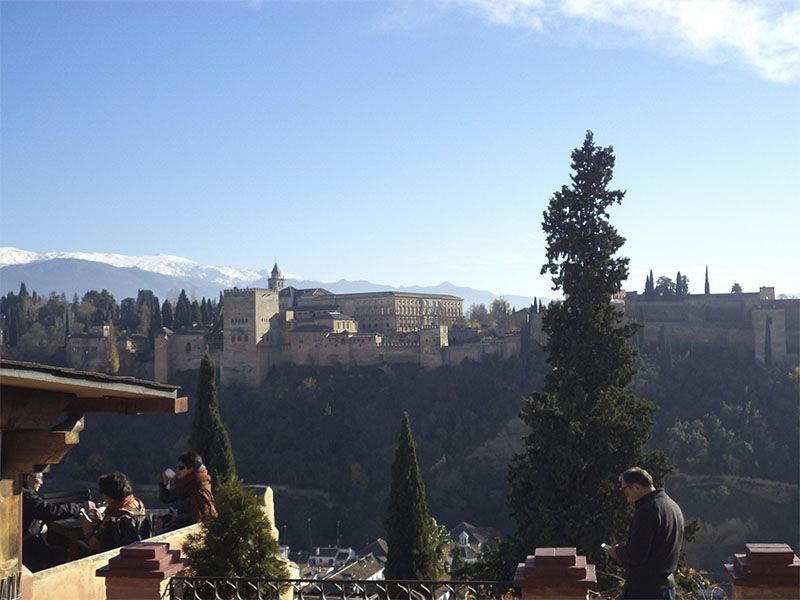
[98,472,133,501]
[620,467,654,488]
[178,451,203,471]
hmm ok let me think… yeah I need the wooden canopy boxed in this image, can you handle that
[1,359,188,474]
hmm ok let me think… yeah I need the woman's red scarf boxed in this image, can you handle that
[105,494,145,517]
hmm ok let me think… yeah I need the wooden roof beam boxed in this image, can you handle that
[1,430,80,474]
[66,395,188,415]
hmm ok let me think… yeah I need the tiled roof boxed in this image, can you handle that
[325,553,384,581]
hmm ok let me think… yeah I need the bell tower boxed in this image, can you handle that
[268,261,284,292]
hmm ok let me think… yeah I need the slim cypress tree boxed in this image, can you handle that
[191,300,202,326]
[174,290,193,328]
[704,266,710,295]
[508,131,668,569]
[190,352,236,485]
[161,299,174,329]
[385,412,438,580]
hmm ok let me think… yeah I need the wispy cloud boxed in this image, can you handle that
[446,0,800,83]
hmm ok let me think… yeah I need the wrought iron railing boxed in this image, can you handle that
[168,577,518,600]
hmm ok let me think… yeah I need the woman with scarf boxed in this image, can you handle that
[79,472,146,554]
[158,451,216,531]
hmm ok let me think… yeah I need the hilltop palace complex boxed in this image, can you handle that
[154,263,486,388]
[58,261,798,389]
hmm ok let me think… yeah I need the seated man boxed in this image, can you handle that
[79,472,147,555]
[22,472,87,572]
[158,451,216,531]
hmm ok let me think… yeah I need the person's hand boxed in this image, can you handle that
[86,500,96,510]
[605,545,619,561]
[81,520,94,537]
[88,507,102,521]
[162,471,172,486]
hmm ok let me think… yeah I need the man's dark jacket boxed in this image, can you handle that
[22,484,82,541]
[615,489,684,598]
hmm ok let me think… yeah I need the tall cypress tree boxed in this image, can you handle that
[704,266,710,295]
[508,131,668,569]
[189,352,236,485]
[191,300,202,326]
[161,299,174,329]
[385,412,438,580]
[173,290,193,329]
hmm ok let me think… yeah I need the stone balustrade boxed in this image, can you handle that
[96,542,187,600]
[725,543,800,600]
[514,547,597,600]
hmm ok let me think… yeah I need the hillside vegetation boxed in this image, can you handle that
[57,343,798,562]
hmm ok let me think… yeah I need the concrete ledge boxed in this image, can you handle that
[26,524,200,600]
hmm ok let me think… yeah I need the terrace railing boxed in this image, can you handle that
[168,577,518,600]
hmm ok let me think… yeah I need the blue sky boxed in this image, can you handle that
[1,0,798,298]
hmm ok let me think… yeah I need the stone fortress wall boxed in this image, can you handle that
[152,263,798,388]
[622,286,799,364]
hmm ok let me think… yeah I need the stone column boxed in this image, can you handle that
[725,543,800,600]
[513,547,597,600]
[96,542,188,600]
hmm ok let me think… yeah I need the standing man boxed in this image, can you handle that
[605,467,684,600]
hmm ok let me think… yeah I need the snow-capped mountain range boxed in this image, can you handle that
[0,247,544,310]
[0,247,265,288]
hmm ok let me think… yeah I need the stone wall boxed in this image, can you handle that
[154,328,222,384]
[24,524,199,600]
[624,293,798,362]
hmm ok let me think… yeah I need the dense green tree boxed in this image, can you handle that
[644,270,655,298]
[466,303,489,327]
[489,298,513,330]
[189,352,236,485]
[731,283,743,294]
[161,299,174,329]
[385,412,439,580]
[183,477,288,589]
[508,131,668,570]
[655,275,676,299]
[173,289,193,329]
[36,292,69,328]
[150,296,162,336]
[119,298,140,332]
[676,271,689,298]
[704,266,710,295]
[82,289,118,325]
[200,298,211,325]
[191,299,203,326]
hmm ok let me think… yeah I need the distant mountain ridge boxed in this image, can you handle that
[0,247,546,310]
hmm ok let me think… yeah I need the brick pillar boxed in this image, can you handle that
[96,542,188,600]
[513,547,597,600]
[725,543,800,600]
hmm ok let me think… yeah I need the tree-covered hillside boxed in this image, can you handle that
[55,343,797,560]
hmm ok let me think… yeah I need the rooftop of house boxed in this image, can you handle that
[325,553,384,581]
